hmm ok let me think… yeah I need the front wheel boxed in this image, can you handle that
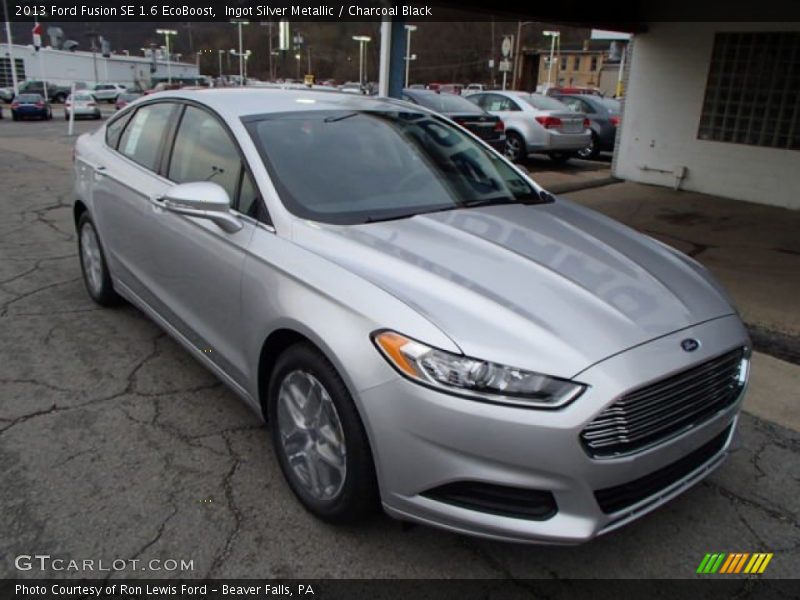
[77,213,121,306]
[268,342,378,523]
[503,131,526,163]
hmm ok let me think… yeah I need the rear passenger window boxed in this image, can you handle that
[168,106,241,203]
[118,103,174,171]
[105,111,133,149]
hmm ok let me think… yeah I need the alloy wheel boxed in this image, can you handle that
[80,223,104,297]
[276,370,347,501]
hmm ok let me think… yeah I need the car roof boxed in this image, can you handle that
[150,88,414,119]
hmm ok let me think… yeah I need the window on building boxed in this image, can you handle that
[573,56,581,70]
[699,31,800,150]
[0,57,25,88]
[591,56,599,71]
[560,56,567,71]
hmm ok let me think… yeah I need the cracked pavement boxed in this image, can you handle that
[1,116,798,579]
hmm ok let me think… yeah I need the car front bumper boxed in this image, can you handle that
[359,314,748,544]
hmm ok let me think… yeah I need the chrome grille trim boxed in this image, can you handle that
[581,347,747,458]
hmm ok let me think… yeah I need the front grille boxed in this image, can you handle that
[581,347,747,458]
[422,481,557,520]
[594,424,732,514]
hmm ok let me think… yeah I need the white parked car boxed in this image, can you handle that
[90,83,127,103]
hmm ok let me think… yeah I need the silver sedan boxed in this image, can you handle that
[73,89,749,544]
[467,90,592,164]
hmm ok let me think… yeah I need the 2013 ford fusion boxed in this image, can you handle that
[73,88,750,543]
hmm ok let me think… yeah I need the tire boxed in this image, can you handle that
[12,113,18,121]
[548,151,572,165]
[577,132,600,160]
[503,131,526,163]
[64,112,69,121]
[77,213,121,307]
[268,342,379,523]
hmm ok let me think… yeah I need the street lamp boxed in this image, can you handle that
[230,48,251,84]
[542,30,560,90]
[155,29,177,84]
[231,20,249,86]
[404,25,417,88]
[294,52,301,79]
[352,35,371,89]
[217,49,224,79]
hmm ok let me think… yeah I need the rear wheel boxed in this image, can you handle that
[77,213,121,307]
[577,132,599,160]
[268,342,379,523]
[504,131,526,163]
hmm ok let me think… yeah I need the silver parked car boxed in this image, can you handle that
[73,89,750,544]
[90,82,127,103]
[64,93,101,120]
[467,90,592,164]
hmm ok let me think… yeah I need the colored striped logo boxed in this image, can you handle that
[696,553,773,574]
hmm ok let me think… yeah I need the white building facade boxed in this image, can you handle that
[1,44,198,89]
[614,23,800,210]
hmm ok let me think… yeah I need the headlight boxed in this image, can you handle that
[373,331,586,408]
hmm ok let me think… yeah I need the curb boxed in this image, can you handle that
[547,176,623,195]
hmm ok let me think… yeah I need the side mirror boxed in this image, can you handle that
[157,182,242,233]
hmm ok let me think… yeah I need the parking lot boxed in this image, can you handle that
[1,110,798,579]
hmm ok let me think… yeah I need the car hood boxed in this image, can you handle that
[292,199,735,378]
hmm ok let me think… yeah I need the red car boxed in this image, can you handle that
[114,92,142,110]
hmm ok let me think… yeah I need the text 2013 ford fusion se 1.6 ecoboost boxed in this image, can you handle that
[72,88,750,544]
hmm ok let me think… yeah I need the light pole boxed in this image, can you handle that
[217,49,224,79]
[231,20,249,86]
[260,21,275,81]
[404,25,417,88]
[155,29,177,84]
[352,35,371,89]
[543,30,560,90]
[230,49,251,84]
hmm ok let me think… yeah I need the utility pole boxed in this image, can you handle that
[2,0,18,94]
[156,29,177,84]
[404,25,417,87]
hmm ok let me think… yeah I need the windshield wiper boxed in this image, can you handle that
[324,112,358,123]
[460,197,515,208]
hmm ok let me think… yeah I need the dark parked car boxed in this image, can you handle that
[402,89,506,153]
[17,80,70,104]
[10,94,52,121]
[551,94,621,159]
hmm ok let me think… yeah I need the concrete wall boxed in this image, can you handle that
[6,44,198,89]
[614,23,800,210]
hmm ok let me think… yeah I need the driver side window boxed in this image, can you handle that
[168,106,241,204]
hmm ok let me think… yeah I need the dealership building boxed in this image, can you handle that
[0,43,198,90]
[614,22,799,210]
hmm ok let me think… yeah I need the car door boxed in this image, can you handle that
[89,101,178,310]
[142,102,262,388]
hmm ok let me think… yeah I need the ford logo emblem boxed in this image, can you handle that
[681,338,700,352]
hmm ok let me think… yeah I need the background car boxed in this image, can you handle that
[339,81,364,94]
[115,91,142,110]
[17,80,70,103]
[10,94,52,120]
[90,83,127,103]
[0,87,13,103]
[64,93,101,120]
[467,90,590,163]
[402,88,506,152]
[551,93,621,159]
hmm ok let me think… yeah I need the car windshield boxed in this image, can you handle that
[73,94,93,101]
[246,110,545,225]
[414,93,481,113]
[521,94,569,111]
